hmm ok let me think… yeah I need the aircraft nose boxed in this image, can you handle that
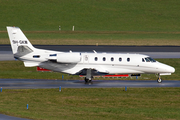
[158,63,175,73]
[163,65,175,73]
[168,66,175,73]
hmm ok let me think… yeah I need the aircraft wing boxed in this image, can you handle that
[75,66,109,75]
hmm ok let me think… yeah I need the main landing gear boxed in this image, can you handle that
[157,74,162,83]
[84,77,92,83]
[84,69,93,84]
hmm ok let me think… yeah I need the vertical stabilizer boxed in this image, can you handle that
[6,26,35,54]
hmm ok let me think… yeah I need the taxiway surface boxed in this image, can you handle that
[0,114,30,120]
[1,79,180,89]
[0,45,180,61]
[1,45,180,52]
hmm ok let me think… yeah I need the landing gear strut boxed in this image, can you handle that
[84,69,93,83]
[157,74,162,83]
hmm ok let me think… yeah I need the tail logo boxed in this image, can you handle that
[13,40,28,44]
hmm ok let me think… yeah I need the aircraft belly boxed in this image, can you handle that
[138,66,161,74]
[38,62,172,75]
[107,66,143,74]
[74,64,144,75]
[38,62,162,75]
[104,64,159,74]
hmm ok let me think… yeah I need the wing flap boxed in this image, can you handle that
[75,66,109,75]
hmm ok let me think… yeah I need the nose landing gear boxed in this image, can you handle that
[157,74,162,83]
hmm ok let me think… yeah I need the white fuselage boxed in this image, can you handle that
[18,48,175,76]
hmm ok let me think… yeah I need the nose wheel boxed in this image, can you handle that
[157,78,162,83]
[157,74,162,83]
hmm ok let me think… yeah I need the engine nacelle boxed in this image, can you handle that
[57,53,81,63]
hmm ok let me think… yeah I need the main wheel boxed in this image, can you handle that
[84,77,88,83]
[84,77,92,83]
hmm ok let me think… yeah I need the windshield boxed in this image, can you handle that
[144,57,156,62]
[147,57,156,62]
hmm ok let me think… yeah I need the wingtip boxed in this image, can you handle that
[6,26,19,29]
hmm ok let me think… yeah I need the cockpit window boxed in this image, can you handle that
[145,57,156,62]
[147,57,156,62]
[145,58,150,62]
[142,58,145,62]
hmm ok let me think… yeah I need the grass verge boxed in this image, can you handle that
[1,0,180,32]
[1,31,180,45]
[0,88,180,120]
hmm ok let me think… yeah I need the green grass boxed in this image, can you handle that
[0,58,179,80]
[1,0,180,31]
[0,88,180,120]
[1,31,180,45]
[1,0,180,45]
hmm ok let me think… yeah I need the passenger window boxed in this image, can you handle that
[127,58,130,62]
[142,58,145,62]
[95,57,98,61]
[111,57,114,61]
[103,57,106,61]
[119,57,122,62]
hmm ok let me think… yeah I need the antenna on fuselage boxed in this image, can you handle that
[93,50,97,53]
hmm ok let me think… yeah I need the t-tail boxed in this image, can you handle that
[7,26,35,59]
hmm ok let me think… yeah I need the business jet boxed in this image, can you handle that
[7,26,175,83]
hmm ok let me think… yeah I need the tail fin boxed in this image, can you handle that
[6,26,35,54]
